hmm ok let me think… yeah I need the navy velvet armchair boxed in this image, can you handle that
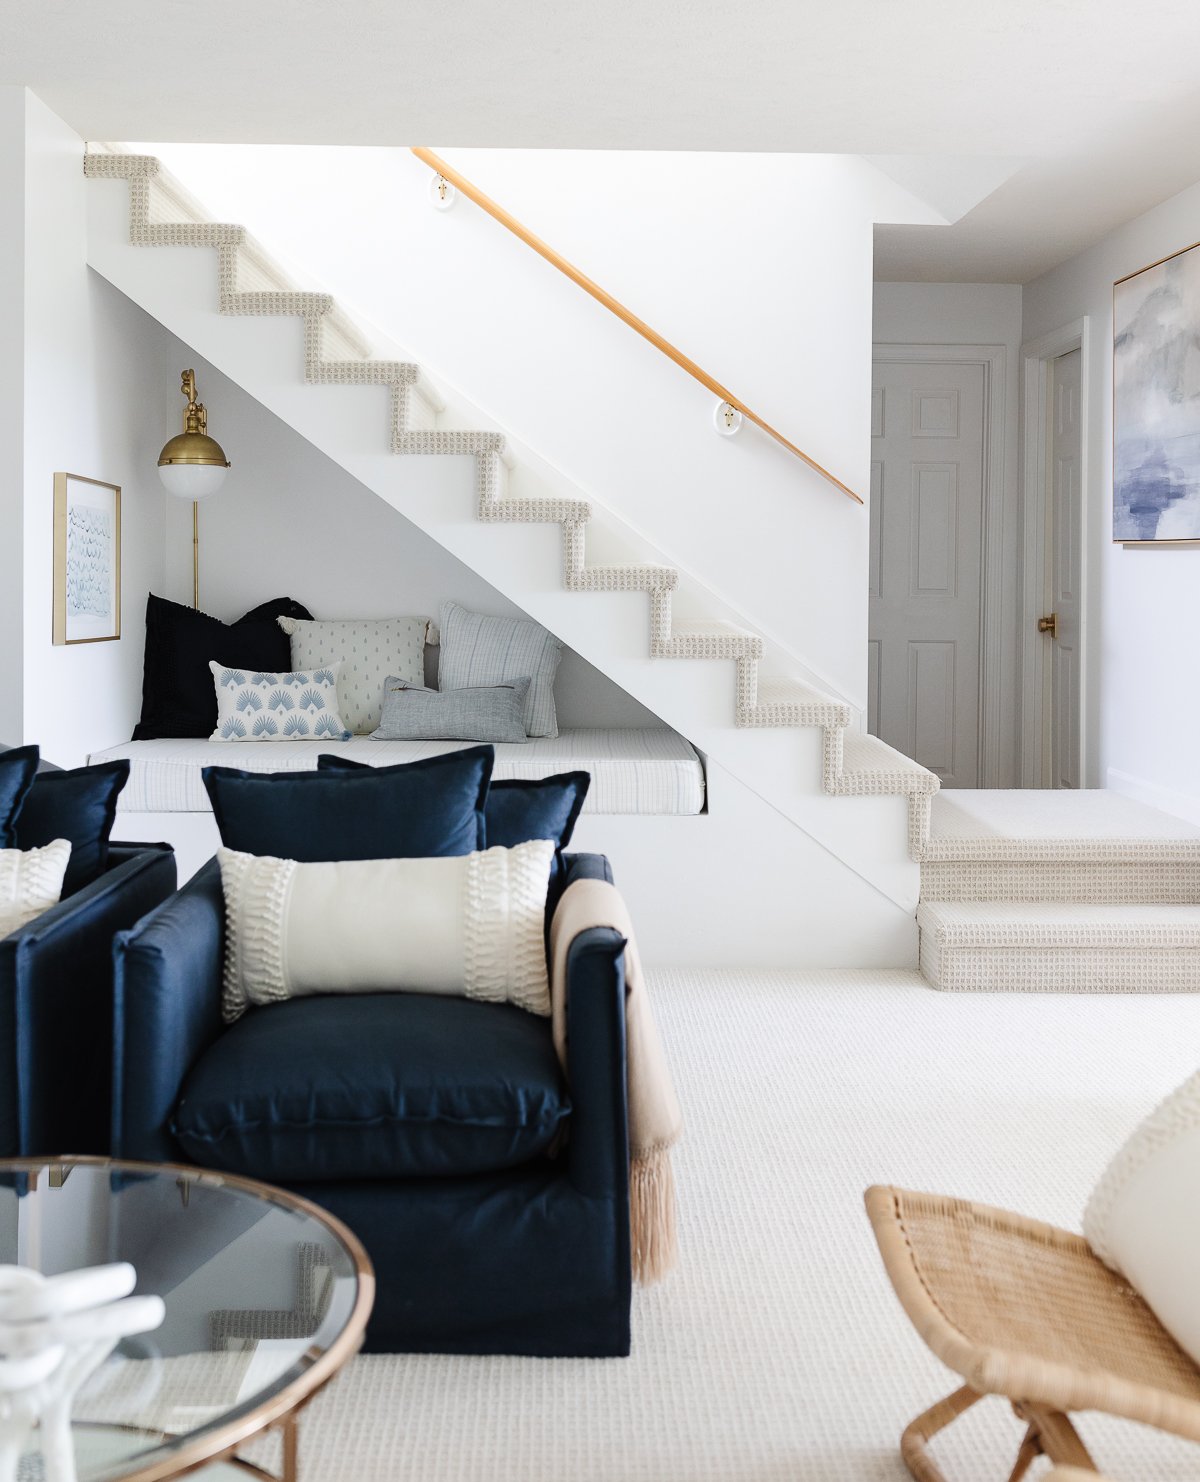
[112,852,633,1357]
[0,842,177,1158]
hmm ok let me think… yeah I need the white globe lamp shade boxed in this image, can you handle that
[157,461,229,500]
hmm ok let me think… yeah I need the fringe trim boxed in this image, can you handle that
[630,1145,679,1284]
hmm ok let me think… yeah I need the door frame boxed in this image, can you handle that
[871,342,1009,787]
[1018,318,1090,788]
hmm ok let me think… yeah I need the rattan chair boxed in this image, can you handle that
[865,1185,1200,1480]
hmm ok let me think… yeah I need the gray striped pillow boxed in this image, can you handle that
[437,602,562,738]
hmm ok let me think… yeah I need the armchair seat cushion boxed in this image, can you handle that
[172,993,571,1182]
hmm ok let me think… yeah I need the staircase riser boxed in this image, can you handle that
[920,860,1200,904]
[921,941,1200,993]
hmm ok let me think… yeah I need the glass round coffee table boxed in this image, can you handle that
[0,1158,373,1482]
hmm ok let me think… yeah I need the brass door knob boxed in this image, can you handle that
[1037,614,1057,637]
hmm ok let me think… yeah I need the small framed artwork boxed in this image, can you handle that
[52,472,122,644]
[1114,240,1200,543]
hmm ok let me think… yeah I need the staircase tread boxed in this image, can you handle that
[841,731,939,783]
[755,677,849,709]
[671,620,756,636]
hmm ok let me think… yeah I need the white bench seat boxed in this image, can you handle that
[89,727,706,818]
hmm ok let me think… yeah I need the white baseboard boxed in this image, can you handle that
[1106,768,1200,827]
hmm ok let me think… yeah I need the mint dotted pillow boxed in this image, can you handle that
[209,662,351,742]
[277,617,429,735]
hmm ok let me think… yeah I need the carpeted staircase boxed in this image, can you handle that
[83,149,1200,993]
[919,791,1200,991]
[81,148,939,882]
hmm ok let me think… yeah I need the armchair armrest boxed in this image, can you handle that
[0,845,178,1157]
[560,852,614,888]
[113,858,225,1163]
[563,924,630,1215]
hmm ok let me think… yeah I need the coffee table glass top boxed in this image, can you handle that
[0,1158,373,1482]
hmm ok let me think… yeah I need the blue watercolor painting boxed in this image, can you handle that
[1114,243,1200,541]
[65,504,113,618]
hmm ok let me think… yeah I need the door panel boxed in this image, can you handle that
[869,360,985,787]
[1047,348,1082,789]
[907,640,957,778]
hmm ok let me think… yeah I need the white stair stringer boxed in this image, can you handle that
[83,150,938,905]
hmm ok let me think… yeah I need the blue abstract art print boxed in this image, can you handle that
[53,473,122,644]
[1114,241,1200,542]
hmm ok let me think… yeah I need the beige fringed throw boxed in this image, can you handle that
[549,878,682,1283]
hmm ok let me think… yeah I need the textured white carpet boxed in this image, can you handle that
[276,970,1200,1480]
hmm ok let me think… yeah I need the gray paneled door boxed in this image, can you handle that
[869,359,985,788]
[1045,347,1082,788]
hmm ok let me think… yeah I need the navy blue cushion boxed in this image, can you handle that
[203,745,493,861]
[318,758,589,912]
[134,594,313,741]
[0,746,39,848]
[172,993,571,1182]
[484,774,590,850]
[317,757,589,850]
[14,759,130,894]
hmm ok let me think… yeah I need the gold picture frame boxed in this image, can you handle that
[52,472,122,645]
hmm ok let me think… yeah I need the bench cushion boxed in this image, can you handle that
[90,729,706,816]
[172,992,571,1181]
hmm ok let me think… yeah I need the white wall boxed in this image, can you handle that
[16,91,173,766]
[140,145,935,713]
[871,282,1024,784]
[159,341,660,729]
[0,89,27,745]
[1023,182,1200,811]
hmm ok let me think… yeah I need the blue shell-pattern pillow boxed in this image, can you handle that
[208,662,351,743]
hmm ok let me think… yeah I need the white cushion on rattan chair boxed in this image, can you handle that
[1084,1069,1200,1364]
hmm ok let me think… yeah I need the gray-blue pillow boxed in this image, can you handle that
[438,602,561,738]
[371,678,530,743]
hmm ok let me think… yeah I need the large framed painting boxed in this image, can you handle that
[52,472,122,644]
[1114,242,1200,542]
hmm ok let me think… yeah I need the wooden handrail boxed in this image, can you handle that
[411,147,863,504]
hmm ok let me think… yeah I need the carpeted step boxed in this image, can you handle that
[658,621,763,661]
[921,790,1200,901]
[918,901,1200,993]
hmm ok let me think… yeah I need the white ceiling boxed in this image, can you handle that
[7,0,1200,282]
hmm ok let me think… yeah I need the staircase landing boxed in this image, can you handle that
[926,788,1200,855]
[919,788,1200,992]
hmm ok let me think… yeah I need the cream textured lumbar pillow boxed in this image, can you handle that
[277,616,430,734]
[0,839,72,938]
[1083,1068,1200,1363]
[217,839,555,1023]
[209,662,351,742]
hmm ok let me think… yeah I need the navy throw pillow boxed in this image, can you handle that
[0,745,40,848]
[14,758,130,894]
[316,756,589,852]
[203,745,494,861]
[318,756,589,914]
[133,593,314,741]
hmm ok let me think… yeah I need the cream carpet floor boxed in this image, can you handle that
[280,969,1200,1480]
